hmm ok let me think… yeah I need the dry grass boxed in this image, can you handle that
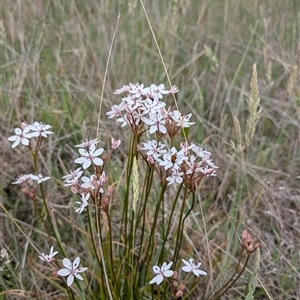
[1,0,299,299]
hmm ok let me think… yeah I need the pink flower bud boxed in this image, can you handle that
[107,185,113,196]
[111,138,121,150]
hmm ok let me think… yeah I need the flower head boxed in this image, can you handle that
[57,257,88,287]
[149,261,174,285]
[181,258,207,277]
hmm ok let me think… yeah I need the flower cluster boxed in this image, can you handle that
[108,83,218,191]
[8,121,53,195]
[62,138,120,213]
[39,246,87,287]
[8,121,53,149]
[149,259,207,298]
[106,83,189,137]
[139,140,218,190]
[13,173,51,185]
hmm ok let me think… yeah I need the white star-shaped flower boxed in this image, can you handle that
[38,246,58,263]
[74,144,104,169]
[8,127,32,148]
[57,257,88,287]
[27,122,53,138]
[149,261,174,285]
[75,193,90,214]
[181,258,207,277]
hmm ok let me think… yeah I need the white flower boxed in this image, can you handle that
[149,261,174,285]
[12,174,33,184]
[181,258,207,277]
[142,112,166,134]
[74,138,99,148]
[140,140,167,160]
[166,169,184,185]
[158,147,187,171]
[62,168,83,184]
[81,175,96,189]
[169,85,179,94]
[38,246,58,263]
[191,145,218,168]
[142,97,165,115]
[30,173,51,184]
[106,102,125,118]
[8,127,32,148]
[171,110,195,128]
[75,193,90,214]
[129,83,145,98]
[114,84,131,94]
[149,84,169,100]
[74,144,104,169]
[57,257,88,287]
[27,122,53,138]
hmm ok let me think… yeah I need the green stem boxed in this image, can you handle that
[106,211,121,299]
[158,183,183,264]
[142,182,167,286]
[31,150,67,257]
[134,166,154,292]
[87,206,107,298]
[172,187,191,264]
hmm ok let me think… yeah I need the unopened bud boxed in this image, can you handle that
[102,197,109,212]
[178,283,186,292]
[107,185,113,196]
[175,290,184,298]
[21,122,28,129]
[111,138,121,150]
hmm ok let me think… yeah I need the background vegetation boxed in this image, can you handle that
[1,0,299,299]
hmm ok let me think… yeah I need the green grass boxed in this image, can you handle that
[1,0,300,299]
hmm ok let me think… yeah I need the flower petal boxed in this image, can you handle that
[67,274,74,286]
[73,257,80,269]
[62,258,72,269]
[76,267,88,273]
[58,268,71,276]
[152,265,160,273]
[74,273,84,280]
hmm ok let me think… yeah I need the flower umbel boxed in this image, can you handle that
[57,257,88,287]
[149,261,174,285]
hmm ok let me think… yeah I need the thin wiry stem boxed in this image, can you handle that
[139,0,188,143]
[96,13,120,139]
[198,192,213,298]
